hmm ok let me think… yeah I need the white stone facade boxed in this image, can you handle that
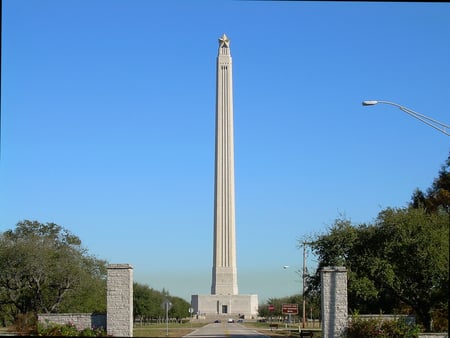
[107,264,133,337]
[191,294,258,318]
[321,266,348,338]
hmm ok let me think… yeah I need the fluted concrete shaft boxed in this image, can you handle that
[211,34,238,296]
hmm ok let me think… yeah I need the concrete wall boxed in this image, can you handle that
[38,313,106,330]
[349,314,416,325]
[321,266,348,338]
[107,264,133,337]
[37,263,134,337]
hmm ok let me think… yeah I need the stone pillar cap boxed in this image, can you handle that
[321,266,347,272]
[107,263,133,269]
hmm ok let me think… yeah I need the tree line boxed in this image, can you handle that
[133,283,190,324]
[0,220,190,329]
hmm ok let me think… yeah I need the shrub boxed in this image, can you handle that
[79,327,107,337]
[343,315,420,338]
[12,312,37,336]
[431,308,448,332]
[37,322,107,337]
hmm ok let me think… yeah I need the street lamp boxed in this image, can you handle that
[362,100,449,136]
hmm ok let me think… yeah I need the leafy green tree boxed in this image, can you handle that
[308,208,448,332]
[133,282,164,322]
[372,207,448,332]
[57,259,107,314]
[0,220,107,322]
[133,283,190,323]
[411,153,450,214]
[168,296,190,321]
[306,219,387,314]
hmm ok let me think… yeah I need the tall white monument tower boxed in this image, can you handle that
[211,33,238,296]
[191,34,258,319]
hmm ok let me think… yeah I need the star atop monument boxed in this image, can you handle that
[218,33,230,48]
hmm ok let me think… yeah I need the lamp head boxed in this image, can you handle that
[362,100,378,106]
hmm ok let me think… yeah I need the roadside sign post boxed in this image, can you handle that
[282,304,299,328]
[282,303,299,314]
[268,304,275,323]
[189,307,194,327]
[162,299,172,336]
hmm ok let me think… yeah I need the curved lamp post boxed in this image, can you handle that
[362,100,449,136]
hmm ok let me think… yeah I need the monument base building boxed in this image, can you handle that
[191,294,258,318]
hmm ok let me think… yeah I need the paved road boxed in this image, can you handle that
[184,322,271,338]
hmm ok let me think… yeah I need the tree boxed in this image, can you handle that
[133,283,164,323]
[411,152,450,214]
[133,283,190,323]
[308,208,448,331]
[306,219,389,314]
[0,220,107,323]
[372,207,448,332]
[56,257,107,314]
[168,296,190,321]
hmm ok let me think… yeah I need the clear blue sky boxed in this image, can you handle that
[2,0,449,304]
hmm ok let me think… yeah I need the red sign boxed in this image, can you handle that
[282,303,298,314]
[268,305,275,312]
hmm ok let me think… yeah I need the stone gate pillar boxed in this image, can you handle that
[107,264,133,337]
[321,266,347,338]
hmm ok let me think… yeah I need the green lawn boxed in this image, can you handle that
[133,322,203,337]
